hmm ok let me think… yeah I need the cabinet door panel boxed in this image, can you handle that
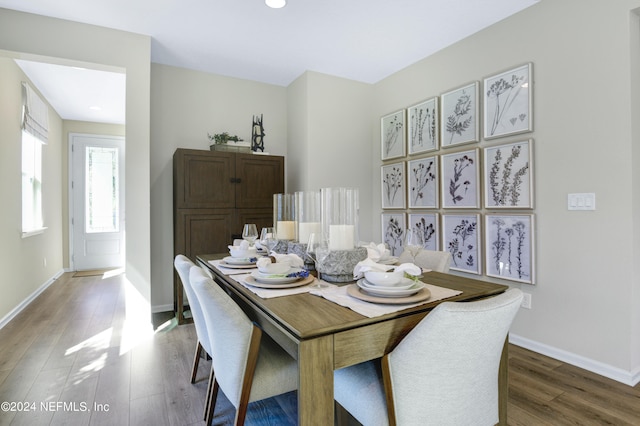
[175,150,235,209]
[235,154,284,208]
[178,210,234,259]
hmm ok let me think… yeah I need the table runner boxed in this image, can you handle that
[310,282,462,318]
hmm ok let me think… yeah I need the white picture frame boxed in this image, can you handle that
[407,97,438,155]
[442,213,481,275]
[381,213,406,256]
[381,162,406,209]
[407,213,439,250]
[485,214,535,284]
[381,110,406,160]
[407,156,438,208]
[484,63,533,140]
[483,140,533,209]
[440,82,479,147]
[440,149,480,209]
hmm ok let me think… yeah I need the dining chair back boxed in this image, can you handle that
[334,288,523,426]
[174,255,212,383]
[189,266,298,425]
[398,249,451,273]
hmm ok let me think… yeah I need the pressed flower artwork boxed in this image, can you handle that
[484,63,533,139]
[440,82,479,147]
[408,156,438,208]
[381,110,406,160]
[483,140,533,209]
[485,214,535,284]
[441,149,479,208]
[408,97,438,155]
[442,214,480,274]
[381,162,406,209]
[408,213,439,250]
[381,213,406,256]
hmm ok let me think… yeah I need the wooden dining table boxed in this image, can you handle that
[196,253,510,425]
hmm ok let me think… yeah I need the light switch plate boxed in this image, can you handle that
[568,193,596,210]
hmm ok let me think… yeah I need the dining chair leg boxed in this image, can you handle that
[205,371,219,426]
[233,325,262,426]
[381,355,397,426]
[191,341,203,383]
[204,364,214,421]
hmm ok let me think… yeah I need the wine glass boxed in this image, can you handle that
[404,228,422,260]
[305,233,329,288]
[260,227,277,253]
[242,223,258,246]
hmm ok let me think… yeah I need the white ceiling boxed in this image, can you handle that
[2,0,539,124]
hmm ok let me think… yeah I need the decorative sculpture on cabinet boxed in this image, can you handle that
[252,114,265,152]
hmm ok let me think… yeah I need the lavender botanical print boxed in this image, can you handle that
[381,213,406,256]
[441,149,479,208]
[485,214,535,284]
[441,82,479,147]
[442,214,480,274]
[408,97,438,154]
[483,140,533,208]
[381,162,405,209]
[484,63,533,139]
[408,213,439,250]
[381,110,405,160]
[408,156,438,208]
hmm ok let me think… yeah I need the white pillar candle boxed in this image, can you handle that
[329,225,355,251]
[276,220,296,240]
[298,222,322,245]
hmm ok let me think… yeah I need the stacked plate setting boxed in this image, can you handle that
[358,270,425,298]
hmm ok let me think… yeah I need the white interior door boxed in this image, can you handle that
[71,134,125,271]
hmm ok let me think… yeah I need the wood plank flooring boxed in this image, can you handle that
[0,271,638,425]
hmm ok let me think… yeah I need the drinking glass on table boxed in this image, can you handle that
[305,233,329,288]
[259,227,277,253]
[404,228,422,259]
[242,223,258,246]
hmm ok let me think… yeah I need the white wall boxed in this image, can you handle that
[149,63,288,309]
[0,8,152,306]
[371,0,640,382]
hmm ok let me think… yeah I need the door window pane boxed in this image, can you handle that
[86,146,119,233]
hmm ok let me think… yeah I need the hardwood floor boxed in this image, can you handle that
[0,271,638,425]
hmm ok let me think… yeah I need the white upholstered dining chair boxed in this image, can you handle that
[189,266,298,426]
[334,289,523,426]
[398,249,452,273]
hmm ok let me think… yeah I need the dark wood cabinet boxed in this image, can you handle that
[173,148,284,323]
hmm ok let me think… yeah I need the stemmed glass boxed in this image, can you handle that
[305,233,329,289]
[242,223,258,246]
[404,228,422,260]
[259,227,277,253]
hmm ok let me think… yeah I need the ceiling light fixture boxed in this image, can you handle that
[265,0,286,9]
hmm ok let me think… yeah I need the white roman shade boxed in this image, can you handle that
[21,82,49,144]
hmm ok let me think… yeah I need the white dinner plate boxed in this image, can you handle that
[251,268,304,284]
[360,277,416,291]
[243,275,314,289]
[223,256,256,265]
[357,279,425,298]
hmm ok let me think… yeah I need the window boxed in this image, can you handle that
[21,82,48,237]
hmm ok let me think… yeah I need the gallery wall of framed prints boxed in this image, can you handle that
[380,62,535,284]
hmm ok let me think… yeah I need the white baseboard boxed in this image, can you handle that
[509,333,640,387]
[0,269,65,330]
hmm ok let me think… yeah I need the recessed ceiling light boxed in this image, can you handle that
[265,0,286,8]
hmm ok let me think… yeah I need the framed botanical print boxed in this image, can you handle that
[407,156,438,208]
[381,213,406,256]
[485,214,535,284]
[440,149,480,209]
[440,82,479,148]
[407,213,439,250]
[381,162,406,209]
[442,213,481,274]
[407,97,438,155]
[484,63,533,140]
[483,140,533,209]
[381,110,406,160]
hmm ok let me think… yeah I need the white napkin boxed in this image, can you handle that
[229,240,250,250]
[360,242,392,262]
[256,257,273,269]
[353,258,394,280]
[394,263,422,277]
[269,252,304,268]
